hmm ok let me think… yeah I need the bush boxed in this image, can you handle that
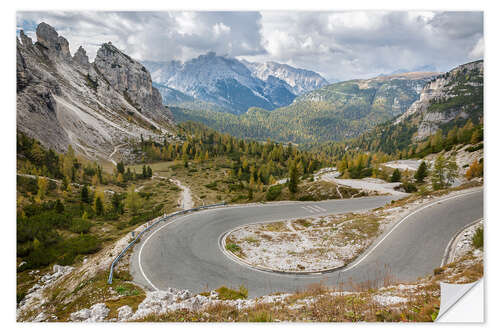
[204,181,218,190]
[69,218,92,233]
[215,285,248,300]
[472,227,483,249]
[401,182,417,193]
[266,184,283,201]
[225,243,241,253]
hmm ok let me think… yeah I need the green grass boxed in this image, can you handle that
[215,285,248,300]
[472,226,483,249]
[225,243,241,253]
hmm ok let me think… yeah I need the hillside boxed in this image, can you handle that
[345,60,483,155]
[172,72,438,144]
[16,23,175,162]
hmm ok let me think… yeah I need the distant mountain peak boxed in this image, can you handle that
[143,55,329,114]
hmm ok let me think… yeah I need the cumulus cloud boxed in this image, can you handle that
[16,11,483,81]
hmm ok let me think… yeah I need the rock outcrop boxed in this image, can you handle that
[394,60,483,140]
[16,22,175,161]
[73,46,90,69]
[36,22,72,61]
[94,42,169,123]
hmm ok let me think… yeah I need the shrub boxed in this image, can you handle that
[69,218,92,233]
[401,182,417,193]
[225,243,241,253]
[472,227,483,249]
[216,285,248,300]
[266,184,283,201]
[204,181,218,190]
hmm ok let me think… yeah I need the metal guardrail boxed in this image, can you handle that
[107,202,226,284]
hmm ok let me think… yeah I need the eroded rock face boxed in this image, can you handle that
[93,42,172,123]
[17,22,175,161]
[394,60,483,141]
[73,46,90,69]
[36,22,71,60]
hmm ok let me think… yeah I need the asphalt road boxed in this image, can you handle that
[130,189,483,297]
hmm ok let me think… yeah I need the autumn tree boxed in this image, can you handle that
[125,186,142,215]
[431,154,458,189]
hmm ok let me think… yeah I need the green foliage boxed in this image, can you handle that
[266,184,283,201]
[81,185,90,204]
[125,186,142,215]
[94,196,104,216]
[225,243,241,253]
[171,76,429,144]
[137,121,326,187]
[70,218,92,234]
[390,169,401,182]
[465,143,483,152]
[431,154,458,190]
[414,162,428,183]
[472,227,483,249]
[288,162,299,193]
[215,285,248,300]
[401,182,417,193]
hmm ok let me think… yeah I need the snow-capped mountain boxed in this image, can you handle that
[143,52,328,114]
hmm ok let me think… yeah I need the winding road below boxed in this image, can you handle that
[130,188,483,297]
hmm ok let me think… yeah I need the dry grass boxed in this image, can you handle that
[135,249,482,322]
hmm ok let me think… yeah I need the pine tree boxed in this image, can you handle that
[390,169,401,182]
[81,185,90,204]
[288,161,299,193]
[111,192,123,214]
[94,196,104,216]
[414,161,428,183]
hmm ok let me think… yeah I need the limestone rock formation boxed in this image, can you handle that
[16,22,175,162]
[73,46,90,69]
[395,60,483,140]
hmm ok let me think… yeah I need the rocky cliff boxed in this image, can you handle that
[16,23,175,162]
[395,60,483,140]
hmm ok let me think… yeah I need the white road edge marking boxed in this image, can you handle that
[138,213,192,291]
[342,190,482,272]
[137,189,481,288]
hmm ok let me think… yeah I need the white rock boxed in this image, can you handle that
[70,303,109,322]
[117,305,133,321]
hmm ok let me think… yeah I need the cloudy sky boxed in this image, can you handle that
[16,11,483,81]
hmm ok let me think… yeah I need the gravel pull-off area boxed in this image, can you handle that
[383,159,423,171]
[321,173,405,196]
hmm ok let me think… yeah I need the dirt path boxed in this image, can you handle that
[108,144,127,166]
[158,177,194,210]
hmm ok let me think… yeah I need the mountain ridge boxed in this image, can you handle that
[143,53,329,114]
[16,22,175,162]
[172,71,439,144]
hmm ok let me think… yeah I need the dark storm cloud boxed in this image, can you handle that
[16,11,483,81]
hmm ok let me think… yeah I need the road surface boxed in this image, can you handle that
[130,188,483,297]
